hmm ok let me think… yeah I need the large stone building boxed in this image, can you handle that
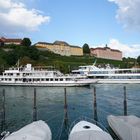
[90,46,122,61]
[0,37,22,46]
[35,41,83,56]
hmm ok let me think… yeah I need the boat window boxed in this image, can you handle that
[50,78,53,81]
[60,78,63,81]
[17,73,20,76]
[66,78,71,81]
[33,79,37,81]
[46,79,49,81]
[55,79,58,81]
[9,79,11,81]
[41,79,44,81]
[37,79,40,81]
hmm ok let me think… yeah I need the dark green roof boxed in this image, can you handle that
[36,41,81,48]
[36,42,53,45]
[53,41,69,46]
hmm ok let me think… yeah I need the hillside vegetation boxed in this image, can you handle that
[0,44,137,73]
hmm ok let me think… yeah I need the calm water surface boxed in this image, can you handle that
[0,84,140,140]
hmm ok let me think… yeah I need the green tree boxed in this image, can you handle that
[82,43,90,54]
[21,38,31,47]
[5,52,18,66]
[137,56,140,65]
[28,46,39,60]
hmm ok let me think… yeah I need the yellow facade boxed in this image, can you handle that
[35,41,83,56]
[70,46,83,56]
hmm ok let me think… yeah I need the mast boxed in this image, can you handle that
[17,58,20,70]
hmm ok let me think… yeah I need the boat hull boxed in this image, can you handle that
[0,83,89,87]
[2,120,52,140]
[69,121,113,140]
[0,79,97,87]
[108,115,140,140]
[95,79,140,84]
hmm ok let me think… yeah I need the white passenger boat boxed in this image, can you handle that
[72,64,140,84]
[1,120,52,140]
[0,64,97,86]
[69,120,113,140]
[108,115,140,140]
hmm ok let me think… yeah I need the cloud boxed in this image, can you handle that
[0,0,50,35]
[108,0,140,31]
[93,39,140,58]
[108,39,140,58]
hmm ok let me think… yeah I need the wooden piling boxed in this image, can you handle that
[33,88,37,121]
[93,87,98,122]
[64,88,68,126]
[123,86,127,116]
[1,89,6,131]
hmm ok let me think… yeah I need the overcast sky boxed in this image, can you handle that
[0,0,140,58]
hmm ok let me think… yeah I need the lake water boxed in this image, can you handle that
[0,84,140,140]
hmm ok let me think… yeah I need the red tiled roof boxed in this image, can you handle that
[5,39,22,43]
[0,39,3,42]
[0,37,22,43]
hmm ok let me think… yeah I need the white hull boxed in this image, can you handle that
[0,83,89,87]
[69,121,113,140]
[0,79,97,87]
[2,120,52,140]
[95,79,140,84]
[108,115,140,140]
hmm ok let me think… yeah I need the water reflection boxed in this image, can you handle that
[0,84,140,140]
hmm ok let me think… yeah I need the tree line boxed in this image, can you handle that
[0,38,139,74]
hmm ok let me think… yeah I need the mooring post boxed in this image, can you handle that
[64,88,68,126]
[33,88,37,121]
[123,86,127,116]
[93,87,98,123]
[1,89,6,131]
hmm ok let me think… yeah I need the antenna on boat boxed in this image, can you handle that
[93,59,97,66]
[18,59,20,68]
[16,58,20,70]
